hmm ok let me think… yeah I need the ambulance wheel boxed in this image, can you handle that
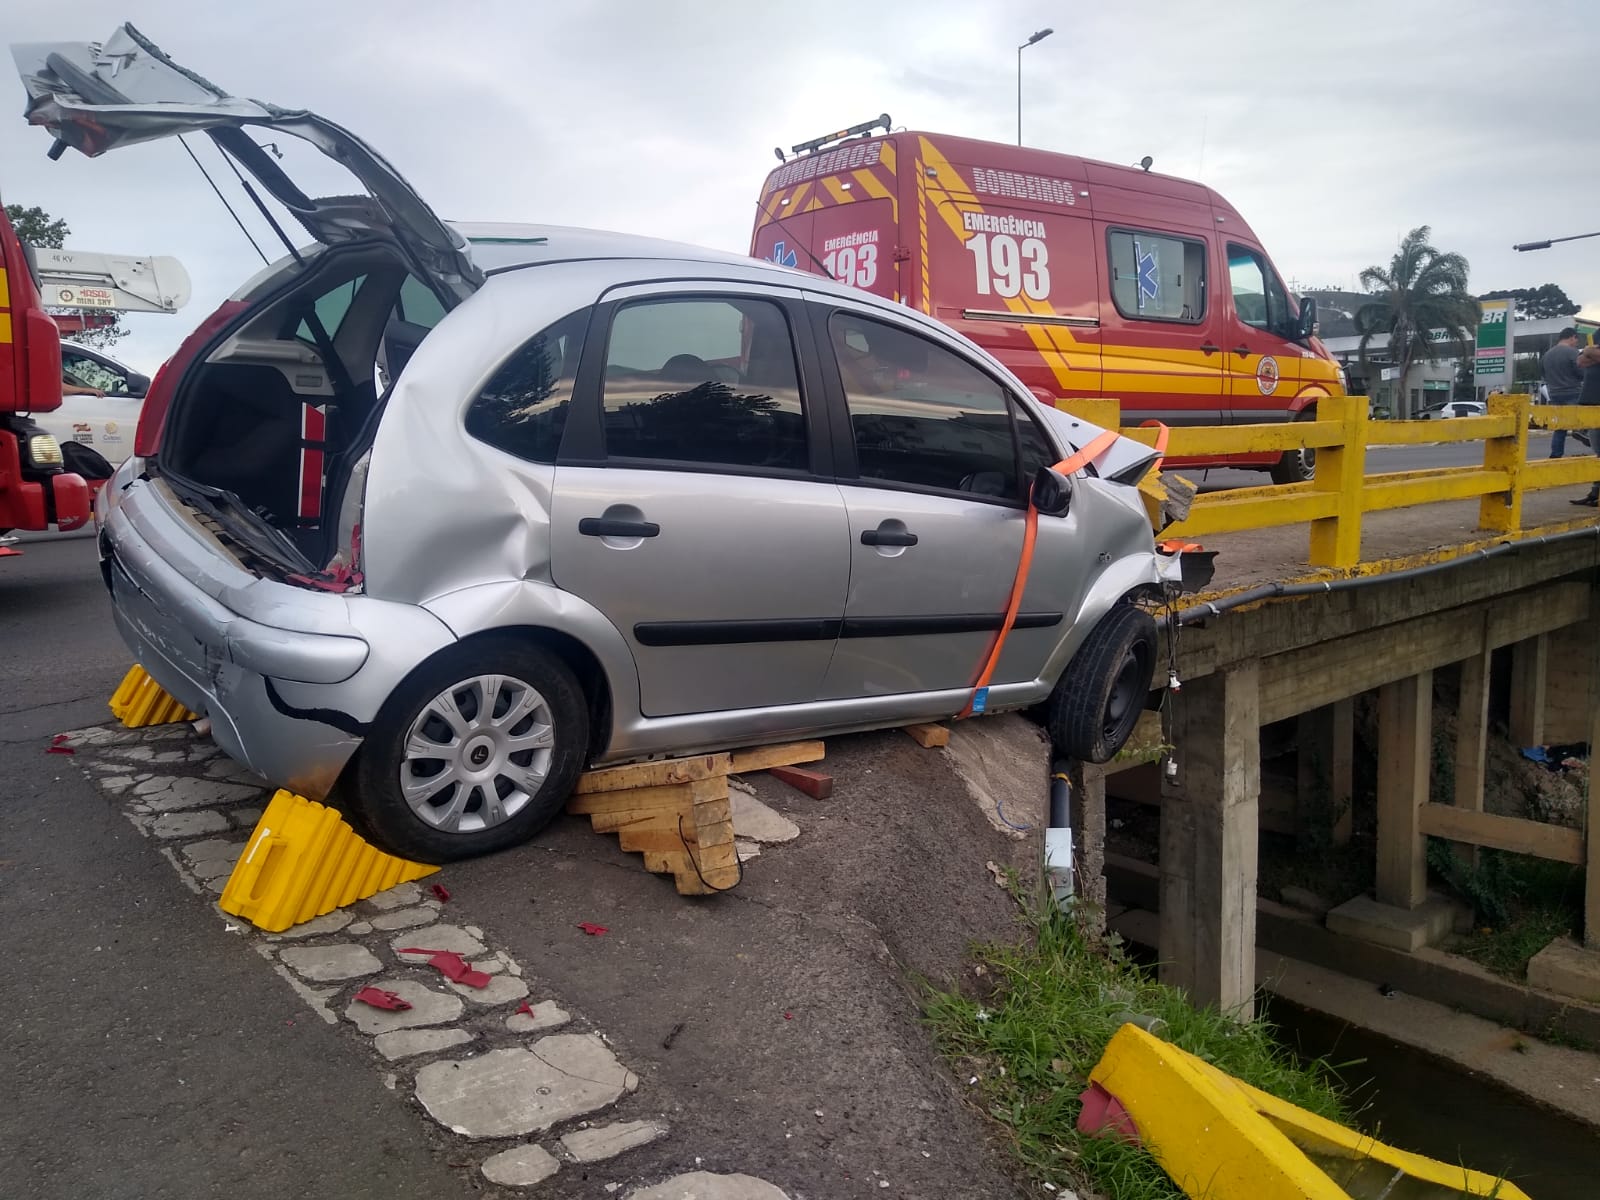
[1269,407,1317,484]
[1047,604,1157,763]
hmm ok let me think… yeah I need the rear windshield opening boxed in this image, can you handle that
[159,247,448,573]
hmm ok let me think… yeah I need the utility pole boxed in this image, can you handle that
[1017,28,1053,146]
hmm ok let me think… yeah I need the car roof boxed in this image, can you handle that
[452,222,769,274]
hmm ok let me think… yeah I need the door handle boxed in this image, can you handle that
[861,527,918,547]
[579,517,660,538]
[1233,345,1251,360]
[1199,342,1220,356]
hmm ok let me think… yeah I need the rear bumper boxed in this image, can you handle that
[98,463,455,799]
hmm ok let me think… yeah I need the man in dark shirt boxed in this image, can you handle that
[1573,333,1600,507]
[1542,327,1583,457]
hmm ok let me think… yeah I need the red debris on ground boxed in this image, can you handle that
[46,734,75,755]
[399,948,492,988]
[352,987,412,1011]
[577,922,608,937]
[430,883,451,902]
[515,1001,535,1016]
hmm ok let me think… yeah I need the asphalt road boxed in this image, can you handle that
[1,540,481,1200]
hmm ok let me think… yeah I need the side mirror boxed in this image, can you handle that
[1295,296,1317,342]
[125,372,151,397]
[1031,465,1073,516]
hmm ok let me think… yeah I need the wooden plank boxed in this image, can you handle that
[688,817,735,848]
[1375,672,1431,909]
[618,827,697,854]
[727,741,826,774]
[589,809,677,835]
[903,723,951,748]
[642,849,690,875]
[568,780,696,816]
[1417,805,1584,866]
[574,753,732,795]
[768,765,834,799]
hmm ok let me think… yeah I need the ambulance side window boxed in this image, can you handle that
[1227,244,1290,338]
[1107,229,1207,323]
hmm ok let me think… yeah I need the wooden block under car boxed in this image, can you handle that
[768,764,834,799]
[903,723,951,748]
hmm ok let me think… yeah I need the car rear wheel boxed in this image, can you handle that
[1046,604,1158,763]
[1269,407,1317,485]
[346,637,589,862]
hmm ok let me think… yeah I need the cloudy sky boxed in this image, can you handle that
[5,1,1597,371]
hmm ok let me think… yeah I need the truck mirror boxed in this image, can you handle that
[1031,465,1074,516]
[1295,296,1318,341]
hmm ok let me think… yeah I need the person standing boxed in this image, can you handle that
[1572,332,1600,507]
[1542,327,1584,457]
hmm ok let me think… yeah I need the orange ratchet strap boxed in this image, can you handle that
[958,430,1120,719]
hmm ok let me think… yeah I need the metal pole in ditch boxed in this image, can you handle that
[1045,770,1074,902]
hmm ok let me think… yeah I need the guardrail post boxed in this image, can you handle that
[1308,394,1366,569]
[1479,391,1528,534]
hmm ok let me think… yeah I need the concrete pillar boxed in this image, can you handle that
[1159,661,1260,1017]
[1508,634,1548,748]
[1375,671,1432,910]
[1296,698,1355,847]
[1451,647,1493,867]
[1586,590,1600,951]
[1069,762,1108,924]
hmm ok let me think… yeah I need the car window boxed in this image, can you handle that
[1108,229,1206,323]
[601,297,807,472]
[394,275,447,330]
[830,311,1020,500]
[463,310,588,465]
[1227,244,1289,335]
[1014,400,1057,482]
[295,274,366,344]
[62,351,129,395]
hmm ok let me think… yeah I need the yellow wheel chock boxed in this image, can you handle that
[220,790,439,933]
[109,664,198,728]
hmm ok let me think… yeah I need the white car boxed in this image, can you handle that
[39,341,150,469]
[1420,399,1485,420]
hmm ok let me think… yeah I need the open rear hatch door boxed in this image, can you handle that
[12,23,481,299]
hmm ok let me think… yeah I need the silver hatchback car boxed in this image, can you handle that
[19,26,1182,860]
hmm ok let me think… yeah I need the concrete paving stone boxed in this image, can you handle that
[730,792,800,844]
[735,839,762,862]
[629,1172,790,1199]
[481,1144,561,1187]
[1527,937,1600,1004]
[506,1001,569,1034]
[150,750,187,763]
[560,1120,668,1162]
[267,910,354,940]
[370,904,441,931]
[60,726,131,746]
[279,943,384,982]
[151,810,230,838]
[133,775,261,812]
[392,924,488,960]
[470,957,505,976]
[414,1036,638,1139]
[231,807,264,826]
[445,974,528,1006]
[203,756,264,784]
[344,979,465,1035]
[372,1026,474,1061]
[180,838,243,865]
[348,921,373,936]
[363,881,423,911]
[99,775,138,793]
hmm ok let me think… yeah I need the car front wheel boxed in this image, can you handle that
[345,636,589,862]
[1269,406,1318,485]
[1046,604,1158,763]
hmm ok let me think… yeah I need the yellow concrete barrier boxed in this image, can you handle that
[220,790,438,933]
[109,664,197,728]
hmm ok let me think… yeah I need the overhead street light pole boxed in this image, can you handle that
[1017,28,1053,146]
[1513,230,1600,252]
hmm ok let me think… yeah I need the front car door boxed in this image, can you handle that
[548,285,850,718]
[1222,242,1299,422]
[812,301,1089,700]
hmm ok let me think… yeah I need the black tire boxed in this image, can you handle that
[1046,604,1158,763]
[343,636,589,862]
[1269,406,1317,485]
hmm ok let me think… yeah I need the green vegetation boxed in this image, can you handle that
[1432,842,1584,978]
[924,902,1346,1200]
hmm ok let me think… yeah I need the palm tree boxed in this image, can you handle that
[1354,226,1480,418]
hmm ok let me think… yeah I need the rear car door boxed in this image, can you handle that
[813,301,1089,700]
[547,286,850,718]
[1222,242,1299,422]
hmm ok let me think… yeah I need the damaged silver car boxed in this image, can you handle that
[17,25,1183,860]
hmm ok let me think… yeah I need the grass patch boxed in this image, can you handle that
[924,902,1346,1200]
[1432,843,1584,979]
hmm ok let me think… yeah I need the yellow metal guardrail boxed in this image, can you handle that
[1075,394,1600,569]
